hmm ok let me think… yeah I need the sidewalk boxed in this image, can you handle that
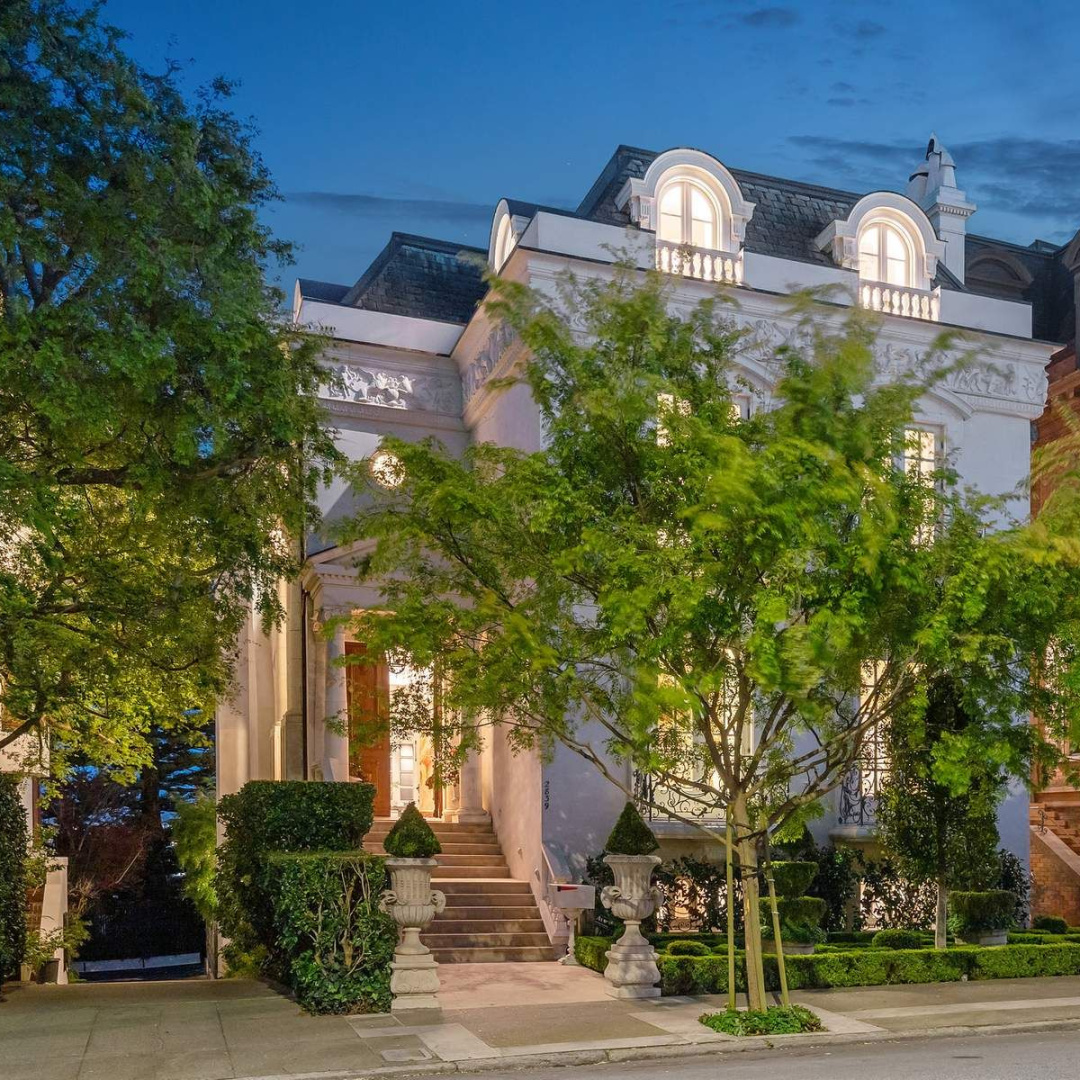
[6,966,1080,1080]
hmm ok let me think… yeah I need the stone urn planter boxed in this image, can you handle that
[956,930,1008,947]
[380,857,447,1011]
[601,853,664,999]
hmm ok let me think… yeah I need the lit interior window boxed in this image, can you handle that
[858,222,911,287]
[657,180,718,250]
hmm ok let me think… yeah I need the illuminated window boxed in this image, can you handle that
[493,215,516,270]
[657,179,719,249]
[858,221,912,287]
[902,427,942,545]
[369,448,405,489]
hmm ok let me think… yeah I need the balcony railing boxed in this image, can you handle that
[859,282,940,322]
[633,768,788,827]
[656,239,743,285]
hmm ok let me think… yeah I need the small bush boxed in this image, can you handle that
[666,939,712,956]
[1033,915,1069,935]
[0,776,29,985]
[263,852,396,1014]
[765,921,826,945]
[382,803,441,858]
[699,1005,823,1036]
[574,935,611,972]
[605,802,659,856]
[777,896,827,927]
[872,929,924,951]
[771,862,818,899]
[1008,931,1058,945]
[948,890,1016,937]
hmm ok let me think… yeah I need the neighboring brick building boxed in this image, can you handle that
[1031,231,1080,924]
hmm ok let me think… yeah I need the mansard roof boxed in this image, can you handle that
[303,145,1075,341]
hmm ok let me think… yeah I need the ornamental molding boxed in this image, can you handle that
[462,319,519,404]
[320,355,462,417]
[737,317,1046,415]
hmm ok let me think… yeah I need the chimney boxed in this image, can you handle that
[907,135,976,284]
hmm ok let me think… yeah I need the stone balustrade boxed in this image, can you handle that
[859,282,940,321]
[655,239,743,285]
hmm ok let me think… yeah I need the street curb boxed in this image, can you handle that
[232,1014,1080,1080]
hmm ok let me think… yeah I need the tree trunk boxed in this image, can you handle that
[725,821,736,1012]
[762,830,789,1006]
[935,874,948,950]
[732,794,767,1011]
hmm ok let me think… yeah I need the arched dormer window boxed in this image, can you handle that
[657,178,720,250]
[858,219,913,287]
[493,214,516,271]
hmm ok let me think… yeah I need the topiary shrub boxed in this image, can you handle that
[666,939,712,956]
[1033,914,1069,935]
[382,803,441,858]
[217,780,376,973]
[0,776,29,989]
[872,928,924,951]
[263,852,396,1014]
[776,896,827,927]
[948,890,1016,938]
[771,861,818,899]
[605,802,659,856]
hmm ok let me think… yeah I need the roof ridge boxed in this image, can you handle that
[385,231,487,254]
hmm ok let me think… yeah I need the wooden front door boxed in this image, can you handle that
[345,641,391,817]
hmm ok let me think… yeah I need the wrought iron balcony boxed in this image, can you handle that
[633,769,727,825]
[836,733,890,828]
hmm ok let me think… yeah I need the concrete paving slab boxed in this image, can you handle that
[435,962,609,1010]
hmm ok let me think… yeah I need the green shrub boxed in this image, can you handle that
[872,929,924,951]
[948,890,1016,936]
[217,780,376,972]
[574,935,611,972]
[771,862,817,899]
[0,776,28,985]
[1033,915,1069,935]
[263,852,396,1014]
[382,803,441,858]
[1008,931,1058,945]
[699,1005,822,1036]
[605,802,659,856]
[666,939,712,956]
[776,896,827,927]
[173,796,218,922]
[765,921,825,945]
[827,930,877,946]
[970,943,1080,980]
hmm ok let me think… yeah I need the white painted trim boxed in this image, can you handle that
[298,299,465,355]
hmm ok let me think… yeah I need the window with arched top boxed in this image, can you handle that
[858,221,913,287]
[657,179,719,250]
[493,215,516,270]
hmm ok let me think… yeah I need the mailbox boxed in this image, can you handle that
[550,883,595,909]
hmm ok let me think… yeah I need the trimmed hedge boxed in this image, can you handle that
[1033,915,1069,935]
[666,939,712,956]
[777,896,827,927]
[872,929,926,951]
[605,802,659,856]
[0,775,28,984]
[383,803,441,858]
[948,890,1016,935]
[262,852,396,1014]
[575,934,1080,994]
[771,862,817,899]
[217,780,376,961]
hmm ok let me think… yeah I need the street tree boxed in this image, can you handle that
[0,0,338,776]
[338,266,1080,1009]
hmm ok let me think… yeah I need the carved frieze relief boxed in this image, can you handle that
[320,359,461,415]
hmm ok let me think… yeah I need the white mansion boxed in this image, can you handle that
[216,137,1079,960]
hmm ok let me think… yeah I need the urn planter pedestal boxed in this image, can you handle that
[956,930,1008,947]
[601,854,664,999]
[380,857,446,1011]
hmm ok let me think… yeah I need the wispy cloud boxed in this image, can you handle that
[787,135,1080,225]
[288,191,493,224]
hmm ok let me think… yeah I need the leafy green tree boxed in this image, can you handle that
[0,0,337,777]
[875,678,1006,949]
[337,267,1080,1009]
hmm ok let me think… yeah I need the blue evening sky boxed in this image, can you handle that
[99,0,1080,291]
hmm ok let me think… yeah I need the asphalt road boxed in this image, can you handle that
[442,1029,1080,1080]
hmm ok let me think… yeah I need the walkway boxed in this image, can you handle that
[6,968,1080,1079]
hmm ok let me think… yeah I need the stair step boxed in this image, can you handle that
[429,919,547,934]
[433,946,556,964]
[433,854,508,867]
[424,932,552,948]
[436,880,533,896]
[433,866,510,879]
[440,906,542,921]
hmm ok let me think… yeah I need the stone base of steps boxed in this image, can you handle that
[432,946,557,964]
[441,906,540,922]
[424,931,552,949]
[430,919,547,935]
[433,866,510,879]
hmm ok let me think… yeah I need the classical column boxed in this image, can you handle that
[446,716,487,824]
[322,625,351,782]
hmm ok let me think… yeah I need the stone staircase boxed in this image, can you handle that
[1031,803,1080,855]
[363,818,556,963]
